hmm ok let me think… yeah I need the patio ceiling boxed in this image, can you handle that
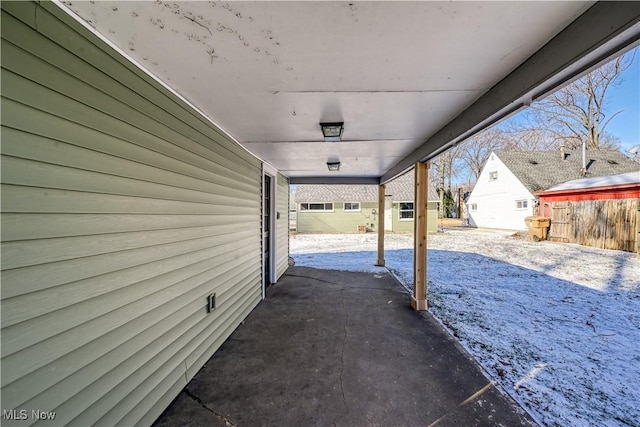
[59,1,640,184]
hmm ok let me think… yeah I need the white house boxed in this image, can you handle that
[467,149,640,230]
[467,152,534,229]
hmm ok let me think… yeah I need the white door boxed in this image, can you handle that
[384,199,393,231]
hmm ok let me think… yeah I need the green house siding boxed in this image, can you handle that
[297,201,378,233]
[392,201,439,233]
[276,173,290,278]
[427,201,439,232]
[297,200,437,234]
[392,202,415,233]
[1,2,266,426]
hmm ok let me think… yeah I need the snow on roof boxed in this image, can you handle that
[544,171,640,192]
[494,149,640,193]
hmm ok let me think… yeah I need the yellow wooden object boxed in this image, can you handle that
[376,184,386,266]
[412,162,428,311]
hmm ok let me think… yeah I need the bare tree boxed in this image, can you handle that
[435,51,634,193]
[428,145,463,218]
[499,124,557,151]
[519,51,634,150]
[458,128,506,181]
[430,147,460,191]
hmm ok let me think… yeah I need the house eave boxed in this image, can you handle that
[290,177,381,185]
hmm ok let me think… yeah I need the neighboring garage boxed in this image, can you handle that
[537,171,640,252]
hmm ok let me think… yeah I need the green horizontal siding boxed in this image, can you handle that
[427,201,439,232]
[391,201,438,233]
[276,173,290,278]
[297,201,379,233]
[392,201,414,233]
[1,3,262,427]
[296,198,438,234]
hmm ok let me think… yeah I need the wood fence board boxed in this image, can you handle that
[549,199,637,252]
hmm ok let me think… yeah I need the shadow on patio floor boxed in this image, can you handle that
[153,266,536,427]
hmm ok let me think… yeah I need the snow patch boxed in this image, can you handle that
[290,231,640,426]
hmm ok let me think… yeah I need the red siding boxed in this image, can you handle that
[538,184,640,203]
[537,184,640,218]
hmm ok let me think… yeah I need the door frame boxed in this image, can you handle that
[384,198,393,231]
[262,163,278,299]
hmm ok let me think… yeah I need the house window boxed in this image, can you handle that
[344,202,360,212]
[470,203,478,211]
[399,202,414,221]
[300,202,333,212]
[516,200,528,210]
[489,171,498,181]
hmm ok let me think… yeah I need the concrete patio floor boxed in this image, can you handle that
[153,266,536,427]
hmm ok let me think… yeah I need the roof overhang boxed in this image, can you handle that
[381,2,640,183]
[56,1,640,185]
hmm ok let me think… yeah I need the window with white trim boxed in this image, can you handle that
[344,202,360,212]
[489,171,498,181]
[300,202,334,212]
[516,200,528,210]
[470,203,478,211]
[399,202,414,220]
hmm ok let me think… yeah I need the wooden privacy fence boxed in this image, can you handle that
[548,199,638,253]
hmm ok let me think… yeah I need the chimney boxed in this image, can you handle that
[560,145,566,160]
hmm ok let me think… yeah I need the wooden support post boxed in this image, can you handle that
[412,162,428,311]
[376,184,385,266]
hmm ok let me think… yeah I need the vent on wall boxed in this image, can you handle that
[207,294,216,313]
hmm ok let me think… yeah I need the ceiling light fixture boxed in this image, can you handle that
[326,161,341,171]
[320,122,344,142]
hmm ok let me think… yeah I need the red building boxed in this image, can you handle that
[536,171,639,253]
[538,171,640,215]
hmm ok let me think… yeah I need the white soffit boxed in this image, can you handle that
[61,1,597,180]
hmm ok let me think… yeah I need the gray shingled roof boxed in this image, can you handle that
[294,171,432,202]
[494,149,640,193]
[386,171,418,200]
[294,183,378,203]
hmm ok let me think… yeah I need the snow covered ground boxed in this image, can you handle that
[290,230,640,427]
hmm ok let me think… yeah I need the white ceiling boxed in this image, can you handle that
[59,1,638,183]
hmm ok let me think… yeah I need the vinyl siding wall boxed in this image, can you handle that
[297,201,437,233]
[391,201,438,233]
[1,2,263,425]
[428,201,439,232]
[276,173,290,278]
[467,154,534,230]
[297,201,378,233]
